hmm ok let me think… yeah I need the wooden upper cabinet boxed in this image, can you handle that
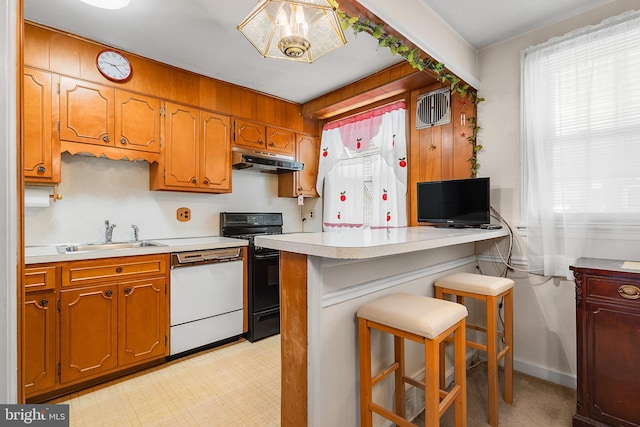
[234,119,295,156]
[59,75,161,162]
[266,126,295,156]
[234,119,265,150]
[295,134,319,196]
[59,76,114,147]
[150,102,232,193]
[201,111,232,192]
[278,133,319,198]
[23,67,60,183]
[162,102,200,189]
[115,91,161,153]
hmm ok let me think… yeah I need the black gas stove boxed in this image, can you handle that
[220,212,282,342]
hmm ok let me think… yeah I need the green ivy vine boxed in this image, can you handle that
[331,2,484,176]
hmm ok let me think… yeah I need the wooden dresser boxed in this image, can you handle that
[571,258,640,427]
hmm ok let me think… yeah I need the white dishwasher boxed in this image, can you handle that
[169,247,244,357]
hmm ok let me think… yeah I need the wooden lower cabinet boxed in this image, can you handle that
[571,258,640,427]
[24,290,57,397]
[118,278,167,367]
[24,255,169,401]
[60,283,118,384]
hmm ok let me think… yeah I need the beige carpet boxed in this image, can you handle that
[425,362,576,427]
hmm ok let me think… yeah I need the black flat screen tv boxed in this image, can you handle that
[417,177,490,227]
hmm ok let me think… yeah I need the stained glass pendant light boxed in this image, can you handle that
[238,0,347,63]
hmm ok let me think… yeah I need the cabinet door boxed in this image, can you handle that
[60,284,118,384]
[278,133,319,197]
[585,299,640,426]
[234,119,265,150]
[266,126,295,156]
[296,134,319,196]
[24,290,56,396]
[59,76,114,147]
[200,111,232,192]
[115,91,161,153]
[118,278,167,366]
[23,68,60,183]
[164,102,199,188]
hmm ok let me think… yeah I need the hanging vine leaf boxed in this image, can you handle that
[334,3,484,176]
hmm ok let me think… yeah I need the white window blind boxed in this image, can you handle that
[524,11,640,225]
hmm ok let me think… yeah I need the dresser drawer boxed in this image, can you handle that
[61,254,167,287]
[587,276,640,303]
[24,265,57,292]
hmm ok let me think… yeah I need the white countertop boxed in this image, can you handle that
[25,236,248,264]
[254,226,509,259]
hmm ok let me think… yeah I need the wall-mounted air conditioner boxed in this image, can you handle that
[416,87,451,129]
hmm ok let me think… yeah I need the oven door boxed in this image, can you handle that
[251,248,280,312]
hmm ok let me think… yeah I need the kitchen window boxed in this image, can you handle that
[521,10,640,277]
[316,101,408,230]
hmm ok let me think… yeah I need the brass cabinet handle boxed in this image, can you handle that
[105,290,113,298]
[115,267,123,273]
[37,165,46,173]
[120,137,127,145]
[618,285,640,300]
[269,142,275,147]
[124,287,131,295]
[103,135,110,143]
[40,298,49,307]
[203,179,209,185]
[191,178,197,184]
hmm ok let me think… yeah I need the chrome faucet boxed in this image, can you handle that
[104,220,116,243]
[131,224,139,242]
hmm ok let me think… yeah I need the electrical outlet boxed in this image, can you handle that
[177,207,191,222]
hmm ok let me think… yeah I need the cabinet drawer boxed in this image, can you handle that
[62,254,167,287]
[25,265,57,291]
[587,276,640,303]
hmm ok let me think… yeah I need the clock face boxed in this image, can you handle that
[96,50,132,82]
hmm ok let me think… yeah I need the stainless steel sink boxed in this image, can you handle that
[56,240,166,254]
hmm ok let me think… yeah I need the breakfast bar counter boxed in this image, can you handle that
[254,226,509,426]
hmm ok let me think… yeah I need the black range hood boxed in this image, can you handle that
[232,147,304,173]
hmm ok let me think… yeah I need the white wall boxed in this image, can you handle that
[477,0,640,386]
[24,153,323,246]
[0,0,18,405]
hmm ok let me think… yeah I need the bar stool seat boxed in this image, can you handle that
[435,273,515,427]
[357,292,468,427]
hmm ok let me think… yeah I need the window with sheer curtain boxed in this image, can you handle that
[316,101,407,230]
[522,10,640,277]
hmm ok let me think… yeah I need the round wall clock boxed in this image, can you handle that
[96,49,132,82]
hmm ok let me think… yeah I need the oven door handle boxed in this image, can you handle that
[254,252,279,260]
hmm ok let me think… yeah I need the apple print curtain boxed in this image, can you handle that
[316,101,407,230]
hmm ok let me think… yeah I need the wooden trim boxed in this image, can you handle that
[302,62,436,119]
[279,251,308,427]
[17,0,25,404]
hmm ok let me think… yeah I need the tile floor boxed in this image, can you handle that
[48,335,281,426]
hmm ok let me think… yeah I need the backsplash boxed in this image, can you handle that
[24,153,321,246]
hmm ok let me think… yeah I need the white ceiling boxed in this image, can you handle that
[419,0,615,49]
[24,0,615,104]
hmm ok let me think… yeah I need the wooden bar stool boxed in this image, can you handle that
[434,272,514,427]
[357,292,468,427]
